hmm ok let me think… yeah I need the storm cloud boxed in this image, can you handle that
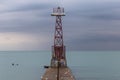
[0,0,120,50]
[66,32,120,51]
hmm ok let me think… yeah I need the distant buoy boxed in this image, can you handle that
[12,63,19,66]
[16,64,19,66]
[12,63,14,66]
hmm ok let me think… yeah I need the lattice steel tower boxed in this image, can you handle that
[51,7,67,67]
[41,6,75,80]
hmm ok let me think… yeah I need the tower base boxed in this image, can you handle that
[41,67,75,80]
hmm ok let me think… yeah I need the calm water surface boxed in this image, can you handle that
[0,51,120,80]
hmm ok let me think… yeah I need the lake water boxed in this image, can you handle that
[0,51,120,80]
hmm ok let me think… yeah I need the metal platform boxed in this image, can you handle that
[41,67,75,80]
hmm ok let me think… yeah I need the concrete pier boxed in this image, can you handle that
[41,67,75,80]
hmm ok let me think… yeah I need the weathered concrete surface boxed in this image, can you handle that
[41,67,75,80]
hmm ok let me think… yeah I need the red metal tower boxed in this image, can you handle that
[51,7,67,67]
[41,6,75,80]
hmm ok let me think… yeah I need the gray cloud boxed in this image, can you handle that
[0,2,54,14]
[67,1,120,21]
[66,33,120,51]
[88,14,120,20]
[0,0,120,50]
[8,3,53,12]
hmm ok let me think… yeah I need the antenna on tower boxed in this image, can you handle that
[56,0,63,7]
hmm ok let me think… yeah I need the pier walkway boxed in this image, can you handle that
[41,67,75,80]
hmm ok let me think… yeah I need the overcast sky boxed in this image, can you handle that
[0,0,120,51]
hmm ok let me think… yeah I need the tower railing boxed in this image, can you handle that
[51,7,65,16]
